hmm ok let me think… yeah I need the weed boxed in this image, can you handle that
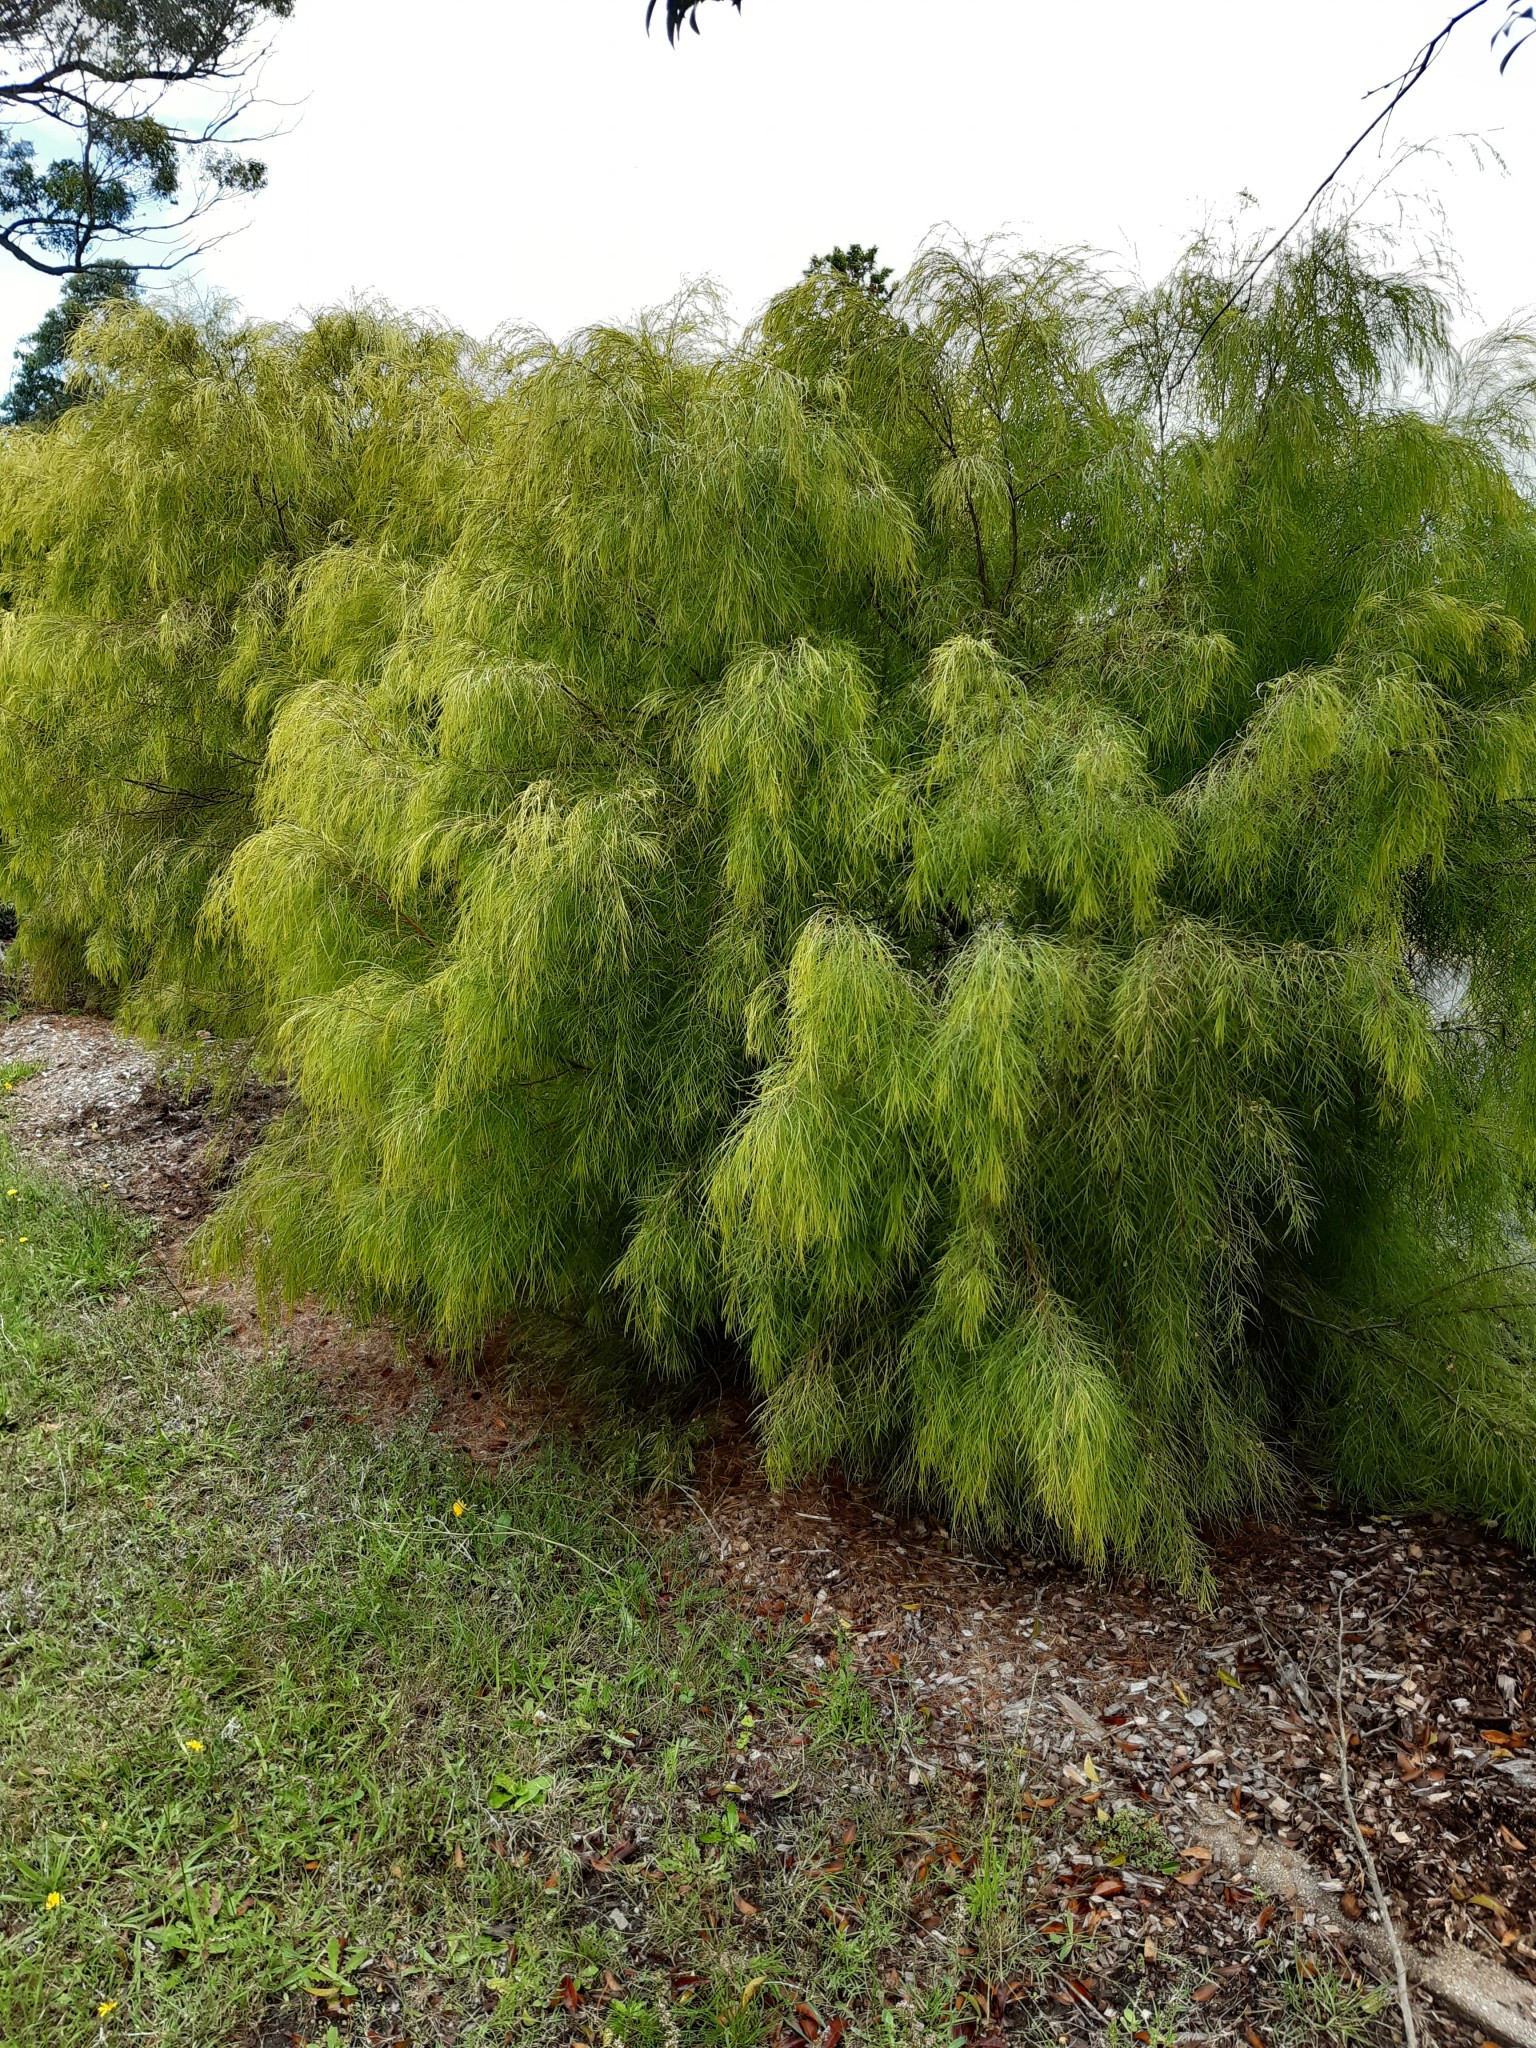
[1092,1807,1180,1875]
[1277,1962,1391,2047]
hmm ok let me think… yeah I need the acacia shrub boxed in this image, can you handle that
[5,234,1536,1582]
[180,235,1536,1584]
[0,301,480,1026]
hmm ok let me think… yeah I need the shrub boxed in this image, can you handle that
[8,231,1536,1582]
[0,298,479,1026]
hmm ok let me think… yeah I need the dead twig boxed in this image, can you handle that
[1333,1586,1418,2048]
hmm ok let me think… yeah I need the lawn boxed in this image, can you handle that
[0,1084,1388,2047]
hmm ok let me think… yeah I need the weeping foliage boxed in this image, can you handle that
[7,232,1536,1583]
[0,298,480,1024]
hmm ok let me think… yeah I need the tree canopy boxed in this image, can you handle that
[4,232,1536,1585]
[805,243,892,299]
[2,256,138,420]
[0,0,291,274]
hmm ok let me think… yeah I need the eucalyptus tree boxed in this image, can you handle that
[0,0,292,276]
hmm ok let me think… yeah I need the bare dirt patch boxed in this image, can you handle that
[0,1009,279,1228]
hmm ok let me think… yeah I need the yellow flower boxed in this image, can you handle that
[452,1500,466,1517]
[97,2001,118,2018]
[184,1738,204,1753]
[44,1891,61,1911]
[5,1189,16,1198]
[17,1237,26,1244]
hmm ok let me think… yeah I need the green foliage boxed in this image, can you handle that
[6,228,1536,1580]
[805,244,894,300]
[0,298,479,1024]
[1092,1808,1179,1874]
[2,261,139,425]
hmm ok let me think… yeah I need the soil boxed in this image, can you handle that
[3,1005,1534,2045]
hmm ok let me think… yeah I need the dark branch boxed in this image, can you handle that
[646,0,739,45]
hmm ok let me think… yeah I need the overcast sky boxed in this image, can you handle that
[4,0,1535,365]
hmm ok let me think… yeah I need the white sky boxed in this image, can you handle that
[3,0,1535,366]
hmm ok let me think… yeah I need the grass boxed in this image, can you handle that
[0,1135,1056,2047]
[0,1125,1398,2048]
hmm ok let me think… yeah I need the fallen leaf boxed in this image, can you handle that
[741,1977,768,2009]
[1191,1984,1218,2003]
[734,1894,758,1917]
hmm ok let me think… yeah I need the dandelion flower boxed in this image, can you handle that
[44,1891,61,1911]
[184,1738,204,1753]
[97,2001,117,2017]
[452,1500,466,1517]
[5,1189,15,1198]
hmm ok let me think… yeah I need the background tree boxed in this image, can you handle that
[806,243,893,300]
[0,0,292,276]
[2,256,137,421]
